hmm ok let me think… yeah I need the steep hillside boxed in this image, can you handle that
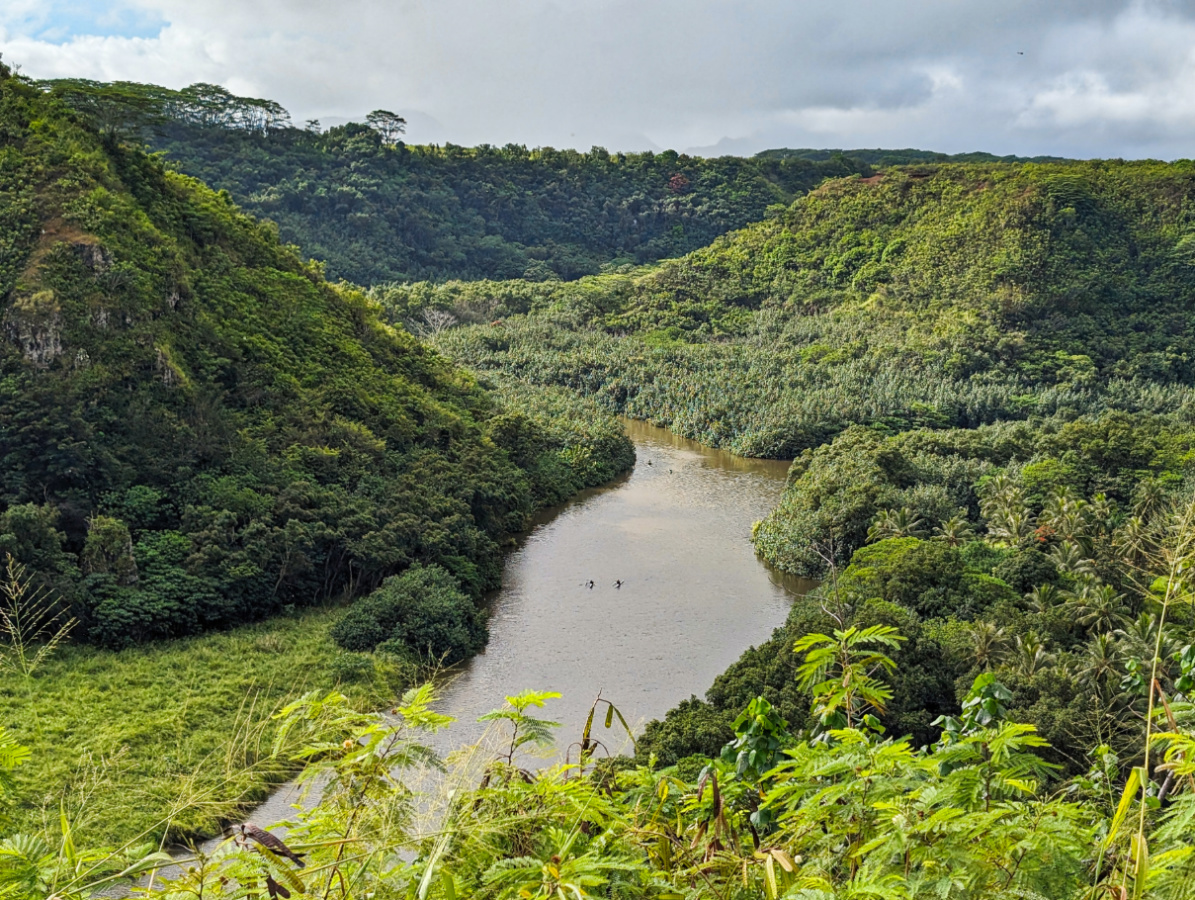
[404,160,1195,447]
[0,64,632,647]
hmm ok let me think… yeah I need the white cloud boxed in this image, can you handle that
[5,0,1195,157]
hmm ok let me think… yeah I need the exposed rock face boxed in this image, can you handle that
[5,289,63,366]
[75,240,113,273]
[155,346,186,387]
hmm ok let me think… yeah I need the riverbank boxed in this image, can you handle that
[201,416,807,847]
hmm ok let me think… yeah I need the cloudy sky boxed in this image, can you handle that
[4,0,1195,158]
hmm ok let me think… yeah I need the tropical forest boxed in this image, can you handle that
[5,22,1195,900]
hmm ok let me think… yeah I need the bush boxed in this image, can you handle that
[635,697,733,766]
[330,607,389,652]
[838,538,1014,620]
[330,563,487,665]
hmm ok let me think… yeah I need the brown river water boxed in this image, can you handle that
[428,417,811,747]
[187,417,812,853]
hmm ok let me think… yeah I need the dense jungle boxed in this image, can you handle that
[4,65,1195,900]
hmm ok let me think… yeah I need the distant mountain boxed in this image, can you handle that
[35,79,884,286]
[754,147,1075,166]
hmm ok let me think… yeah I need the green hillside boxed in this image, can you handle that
[0,64,632,648]
[11,64,1195,900]
[37,78,880,285]
[411,159,1195,473]
[394,162,1195,775]
[757,146,1072,165]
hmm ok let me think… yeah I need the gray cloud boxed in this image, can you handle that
[5,0,1195,157]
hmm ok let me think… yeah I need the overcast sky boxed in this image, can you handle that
[4,0,1195,158]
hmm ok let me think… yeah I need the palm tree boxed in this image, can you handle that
[1115,612,1181,685]
[1065,583,1131,635]
[987,506,1035,546]
[933,514,975,547]
[1025,583,1060,614]
[1108,511,1156,568]
[1049,540,1095,577]
[979,472,1019,507]
[866,507,926,543]
[1086,492,1115,534]
[1009,631,1051,678]
[1039,486,1081,535]
[1076,632,1123,699]
[970,621,1008,671]
[1132,477,1169,521]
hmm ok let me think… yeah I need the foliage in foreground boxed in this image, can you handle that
[8,649,1195,899]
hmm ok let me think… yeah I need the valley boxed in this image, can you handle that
[3,59,1195,899]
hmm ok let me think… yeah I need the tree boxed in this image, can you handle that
[365,109,406,144]
[330,563,486,664]
[1064,582,1131,634]
[933,513,975,546]
[866,507,926,543]
[407,307,458,338]
[41,79,169,138]
[794,625,905,730]
[478,689,562,764]
[970,621,1008,671]
[81,516,138,585]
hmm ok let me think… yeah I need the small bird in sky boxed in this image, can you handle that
[1018,50,1024,55]
[614,580,623,588]
[235,823,306,867]
[587,579,595,588]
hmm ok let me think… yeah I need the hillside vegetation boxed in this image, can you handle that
[405,159,1195,523]
[0,64,631,649]
[42,79,1068,289]
[10,68,1195,900]
[37,78,886,285]
[393,162,1195,791]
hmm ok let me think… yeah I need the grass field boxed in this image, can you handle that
[0,607,402,849]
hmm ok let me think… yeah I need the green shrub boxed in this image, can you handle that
[635,697,733,767]
[330,563,486,665]
[330,607,388,653]
[993,549,1060,594]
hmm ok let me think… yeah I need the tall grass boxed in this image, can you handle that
[0,608,399,847]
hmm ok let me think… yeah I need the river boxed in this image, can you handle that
[220,418,811,830]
